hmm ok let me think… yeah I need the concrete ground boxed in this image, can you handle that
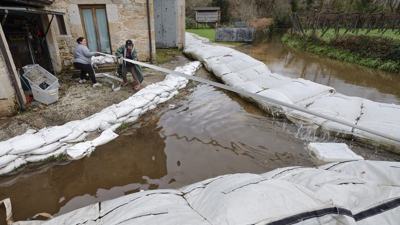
[0,53,193,142]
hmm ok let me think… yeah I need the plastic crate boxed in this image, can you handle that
[23,64,60,104]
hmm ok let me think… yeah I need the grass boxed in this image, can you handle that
[115,122,127,133]
[305,28,400,42]
[186,29,245,47]
[44,153,66,162]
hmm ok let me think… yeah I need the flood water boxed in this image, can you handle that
[236,29,400,105]
[1,31,400,223]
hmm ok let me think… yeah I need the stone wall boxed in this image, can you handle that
[46,0,157,72]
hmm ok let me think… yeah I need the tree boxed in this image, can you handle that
[290,0,299,12]
[209,0,231,23]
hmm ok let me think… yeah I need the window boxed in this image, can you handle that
[79,5,111,54]
[56,15,67,35]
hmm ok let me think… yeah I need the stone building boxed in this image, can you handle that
[0,0,185,117]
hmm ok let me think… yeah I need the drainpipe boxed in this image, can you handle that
[0,33,26,110]
[146,0,153,64]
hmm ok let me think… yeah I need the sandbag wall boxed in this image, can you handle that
[14,160,400,224]
[184,33,400,153]
[0,61,202,176]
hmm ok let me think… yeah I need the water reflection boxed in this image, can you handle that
[236,29,400,104]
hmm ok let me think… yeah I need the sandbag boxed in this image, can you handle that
[285,94,364,135]
[25,146,67,163]
[38,126,73,144]
[9,134,46,155]
[59,129,84,143]
[0,158,26,175]
[0,155,19,168]
[0,141,13,157]
[92,129,119,147]
[74,118,102,132]
[66,142,93,160]
[27,142,65,155]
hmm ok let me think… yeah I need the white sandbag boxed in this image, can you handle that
[141,84,165,95]
[38,126,73,144]
[211,64,231,78]
[127,108,142,118]
[111,105,136,118]
[158,97,170,104]
[353,101,400,153]
[256,89,293,117]
[168,90,179,98]
[63,120,81,129]
[25,146,67,163]
[273,78,336,107]
[91,111,118,124]
[109,123,122,132]
[286,94,364,135]
[116,116,128,123]
[221,73,244,87]
[152,96,160,104]
[233,81,263,94]
[28,142,65,155]
[64,132,89,143]
[225,58,266,74]
[0,155,19,168]
[159,92,169,98]
[37,203,100,225]
[124,98,149,109]
[125,116,139,123]
[0,141,13,157]
[251,75,292,90]
[147,104,156,110]
[59,129,84,143]
[0,158,26,175]
[319,160,400,186]
[99,121,111,131]
[98,190,209,225]
[236,65,270,81]
[140,93,157,102]
[66,142,93,160]
[9,134,46,155]
[92,129,119,147]
[307,143,363,164]
[74,118,102,132]
[181,174,332,225]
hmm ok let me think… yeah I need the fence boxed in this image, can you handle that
[290,11,400,38]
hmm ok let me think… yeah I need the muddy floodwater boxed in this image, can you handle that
[1,31,400,222]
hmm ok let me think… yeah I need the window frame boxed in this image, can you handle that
[56,14,67,35]
[79,5,112,54]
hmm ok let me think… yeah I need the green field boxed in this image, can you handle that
[186,29,244,46]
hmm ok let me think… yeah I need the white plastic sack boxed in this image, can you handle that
[221,73,245,87]
[91,129,119,147]
[0,158,26,175]
[74,118,102,132]
[25,146,67,163]
[66,142,93,160]
[64,132,89,143]
[0,155,19,168]
[0,141,13,157]
[28,142,65,155]
[353,100,400,152]
[91,111,118,124]
[38,126,73,144]
[9,134,46,155]
[286,94,364,136]
[111,105,136,118]
[59,129,84,143]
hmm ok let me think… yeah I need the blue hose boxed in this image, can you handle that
[16,69,32,93]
